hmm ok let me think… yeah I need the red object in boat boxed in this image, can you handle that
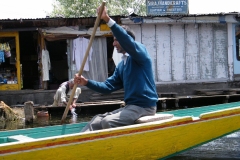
[37,111,49,117]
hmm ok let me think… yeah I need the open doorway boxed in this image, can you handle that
[19,31,38,89]
[45,40,68,89]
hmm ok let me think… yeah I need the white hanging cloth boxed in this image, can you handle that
[72,37,93,71]
[41,49,51,81]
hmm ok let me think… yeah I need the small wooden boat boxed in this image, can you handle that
[0,102,240,160]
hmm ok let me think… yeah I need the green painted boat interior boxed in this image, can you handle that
[0,102,240,144]
[163,101,240,117]
[0,122,88,144]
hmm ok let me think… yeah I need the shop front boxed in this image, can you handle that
[0,28,115,92]
[0,32,21,90]
[0,16,122,93]
[0,29,68,91]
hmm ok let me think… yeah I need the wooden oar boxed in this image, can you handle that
[61,1,106,124]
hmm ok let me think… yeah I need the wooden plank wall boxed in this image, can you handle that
[129,23,228,83]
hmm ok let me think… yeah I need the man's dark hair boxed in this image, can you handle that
[121,25,135,40]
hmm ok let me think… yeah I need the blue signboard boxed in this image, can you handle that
[147,0,189,15]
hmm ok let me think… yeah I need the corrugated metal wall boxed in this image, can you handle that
[129,23,228,83]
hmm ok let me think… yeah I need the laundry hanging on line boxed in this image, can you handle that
[41,49,51,81]
[72,37,93,72]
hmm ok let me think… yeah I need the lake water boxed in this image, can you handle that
[0,114,240,160]
[0,114,92,131]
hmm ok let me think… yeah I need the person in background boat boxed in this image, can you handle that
[51,79,81,115]
[74,5,158,132]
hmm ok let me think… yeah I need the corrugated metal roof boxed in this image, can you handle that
[0,16,124,31]
[1,12,240,21]
[143,12,240,17]
[0,12,239,32]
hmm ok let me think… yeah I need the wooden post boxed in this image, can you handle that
[24,101,34,123]
[40,36,47,89]
[175,98,179,108]
[161,100,167,110]
[223,95,229,103]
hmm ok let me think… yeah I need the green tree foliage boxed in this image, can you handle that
[49,0,146,18]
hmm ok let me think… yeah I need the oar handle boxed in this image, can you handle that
[61,1,106,124]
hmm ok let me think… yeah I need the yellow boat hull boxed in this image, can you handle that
[1,107,240,160]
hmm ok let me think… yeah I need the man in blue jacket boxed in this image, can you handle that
[74,6,158,132]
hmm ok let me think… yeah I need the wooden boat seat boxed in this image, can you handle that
[135,113,174,124]
[200,106,240,120]
[8,135,35,142]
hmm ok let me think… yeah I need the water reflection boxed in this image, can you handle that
[36,116,50,126]
[69,115,78,124]
[0,114,93,131]
[167,131,240,159]
[0,118,25,131]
